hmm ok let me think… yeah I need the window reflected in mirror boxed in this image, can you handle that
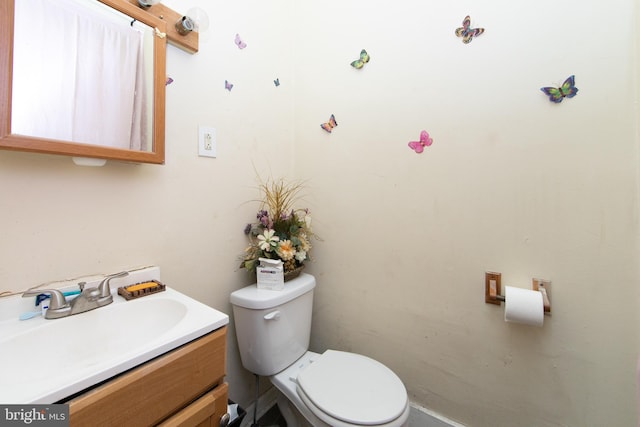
[0,0,166,164]
[12,0,155,152]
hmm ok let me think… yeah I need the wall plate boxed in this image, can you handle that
[198,126,217,158]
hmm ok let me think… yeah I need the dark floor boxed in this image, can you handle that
[254,403,287,427]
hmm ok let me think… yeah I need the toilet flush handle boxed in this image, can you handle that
[264,310,281,321]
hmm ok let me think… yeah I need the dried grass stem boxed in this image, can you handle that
[258,178,305,220]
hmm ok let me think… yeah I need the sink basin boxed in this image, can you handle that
[0,276,228,404]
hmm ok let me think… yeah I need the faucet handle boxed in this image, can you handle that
[22,289,69,310]
[98,271,129,298]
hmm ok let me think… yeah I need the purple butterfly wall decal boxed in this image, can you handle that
[408,130,433,154]
[455,15,484,44]
[225,80,234,91]
[235,33,247,49]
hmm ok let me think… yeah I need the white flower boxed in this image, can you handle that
[295,250,307,262]
[257,229,279,252]
[296,210,312,231]
[298,234,311,252]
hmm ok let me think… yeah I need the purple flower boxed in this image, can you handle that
[243,223,252,235]
[280,209,294,221]
[255,210,268,225]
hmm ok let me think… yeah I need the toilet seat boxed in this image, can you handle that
[296,350,408,426]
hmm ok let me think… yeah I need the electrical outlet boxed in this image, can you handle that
[198,126,217,158]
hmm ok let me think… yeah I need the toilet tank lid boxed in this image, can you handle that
[230,273,316,309]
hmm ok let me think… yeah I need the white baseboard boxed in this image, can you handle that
[408,402,465,427]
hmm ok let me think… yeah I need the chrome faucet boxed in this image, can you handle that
[22,288,71,319]
[22,271,129,319]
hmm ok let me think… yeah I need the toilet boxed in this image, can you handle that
[230,273,410,427]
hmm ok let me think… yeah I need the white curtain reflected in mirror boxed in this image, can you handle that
[12,0,154,151]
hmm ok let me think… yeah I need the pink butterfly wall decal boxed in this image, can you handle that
[235,33,247,49]
[408,131,433,153]
[320,114,338,133]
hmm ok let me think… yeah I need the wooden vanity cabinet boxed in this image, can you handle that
[67,326,228,427]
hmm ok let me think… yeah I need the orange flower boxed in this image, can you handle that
[276,240,296,261]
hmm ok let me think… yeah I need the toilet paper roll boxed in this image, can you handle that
[504,286,544,327]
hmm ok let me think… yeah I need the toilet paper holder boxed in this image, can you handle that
[485,272,551,314]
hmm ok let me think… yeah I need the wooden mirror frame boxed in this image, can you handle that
[0,0,166,164]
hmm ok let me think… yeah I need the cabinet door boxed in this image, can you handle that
[158,383,228,427]
[68,327,227,427]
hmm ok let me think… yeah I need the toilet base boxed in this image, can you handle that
[270,351,409,427]
[276,391,313,427]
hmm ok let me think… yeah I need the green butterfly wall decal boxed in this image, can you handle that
[540,75,579,103]
[350,49,370,69]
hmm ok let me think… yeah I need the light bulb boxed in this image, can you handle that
[186,7,210,33]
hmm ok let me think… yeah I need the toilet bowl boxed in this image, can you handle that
[230,273,409,427]
[272,350,410,427]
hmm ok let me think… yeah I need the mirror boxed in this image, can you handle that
[0,0,166,164]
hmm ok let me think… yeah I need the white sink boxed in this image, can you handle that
[0,271,228,404]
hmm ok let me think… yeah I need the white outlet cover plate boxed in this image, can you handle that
[198,126,217,158]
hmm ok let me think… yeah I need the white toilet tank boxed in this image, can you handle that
[230,273,316,376]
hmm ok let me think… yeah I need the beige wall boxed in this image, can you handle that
[1,0,638,426]
[293,0,639,426]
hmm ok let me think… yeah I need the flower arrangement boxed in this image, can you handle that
[240,178,316,274]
